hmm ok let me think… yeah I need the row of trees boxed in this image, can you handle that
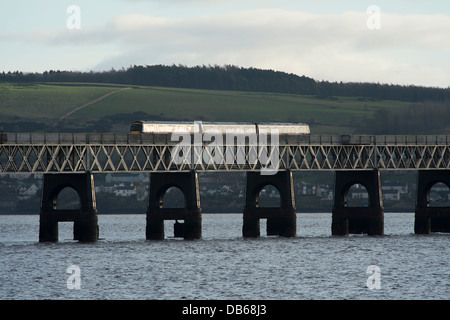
[354,101,450,135]
[1,64,449,103]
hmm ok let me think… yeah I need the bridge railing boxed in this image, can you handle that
[3,133,450,146]
[3,133,154,144]
[307,135,450,145]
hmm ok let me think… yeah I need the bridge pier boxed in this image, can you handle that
[243,170,296,237]
[146,170,202,240]
[415,170,450,234]
[39,172,98,242]
[332,170,384,236]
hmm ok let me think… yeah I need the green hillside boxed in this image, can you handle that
[0,82,411,134]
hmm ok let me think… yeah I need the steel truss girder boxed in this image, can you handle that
[1,143,450,173]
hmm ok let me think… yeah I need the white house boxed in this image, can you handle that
[105,173,148,184]
[114,184,137,197]
[383,190,401,201]
[382,182,408,195]
[351,190,369,200]
[18,184,39,200]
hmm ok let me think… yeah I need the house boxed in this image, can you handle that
[134,183,148,201]
[320,191,333,201]
[299,182,316,196]
[105,173,148,184]
[114,184,137,197]
[17,184,39,200]
[351,190,369,200]
[383,190,401,201]
[220,185,232,195]
[95,185,115,193]
[382,182,408,195]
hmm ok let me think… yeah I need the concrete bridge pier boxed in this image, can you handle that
[332,170,384,236]
[415,170,450,234]
[243,170,296,237]
[39,172,98,242]
[146,170,202,240]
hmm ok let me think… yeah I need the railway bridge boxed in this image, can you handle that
[1,131,450,241]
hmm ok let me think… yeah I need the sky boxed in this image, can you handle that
[1,0,449,88]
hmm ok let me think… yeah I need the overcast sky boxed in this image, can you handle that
[1,0,449,88]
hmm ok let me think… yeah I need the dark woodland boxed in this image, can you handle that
[2,64,449,103]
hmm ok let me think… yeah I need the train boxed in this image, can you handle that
[130,121,310,136]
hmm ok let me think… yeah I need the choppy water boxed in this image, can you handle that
[0,213,448,300]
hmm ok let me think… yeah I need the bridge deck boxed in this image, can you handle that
[1,133,449,173]
[2,132,450,145]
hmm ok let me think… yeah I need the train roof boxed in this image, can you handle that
[134,120,309,126]
[134,121,310,134]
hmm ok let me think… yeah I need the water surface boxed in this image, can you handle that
[0,213,448,300]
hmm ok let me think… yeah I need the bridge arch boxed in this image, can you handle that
[332,170,384,236]
[147,171,201,240]
[427,181,450,207]
[416,171,450,209]
[158,185,187,209]
[429,182,450,207]
[243,170,296,237]
[39,172,98,242]
[333,171,382,210]
[51,185,81,210]
[343,183,370,208]
[254,183,281,208]
[415,170,450,234]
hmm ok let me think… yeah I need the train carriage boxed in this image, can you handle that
[130,121,310,170]
[130,121,310,136]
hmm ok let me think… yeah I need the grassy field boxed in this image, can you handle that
[0,82,410,134]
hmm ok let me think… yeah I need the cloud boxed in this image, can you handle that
[2,8,449,87]
[105,9,449,54]
[95,9,450,86]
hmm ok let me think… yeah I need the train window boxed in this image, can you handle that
[130,122,143,133]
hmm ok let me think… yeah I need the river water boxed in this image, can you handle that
[0,212,448,300]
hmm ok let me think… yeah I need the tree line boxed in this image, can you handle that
[354,101,450,135]
[1,64,449,103]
